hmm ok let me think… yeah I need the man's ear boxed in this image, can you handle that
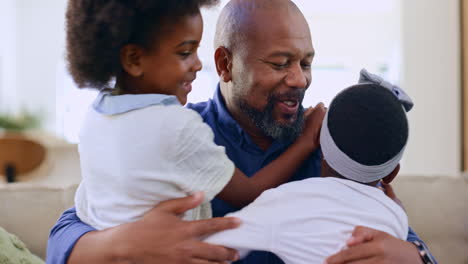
[382,164,400,184]
[214,46,233,83]
[120,44,144,78]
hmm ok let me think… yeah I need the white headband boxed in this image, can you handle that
[320,111,406,183]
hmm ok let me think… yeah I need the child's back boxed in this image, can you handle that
[67,0,237,230]
[68,0,325,232]
[76,94,233,229]
[204,177,407,263]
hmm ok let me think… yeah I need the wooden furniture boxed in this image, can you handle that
[0,134,46,182]
[462,0,468,170]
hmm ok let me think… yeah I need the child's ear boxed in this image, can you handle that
[214,46,233,83]
[120,44,144,77]
[382,164,400,184]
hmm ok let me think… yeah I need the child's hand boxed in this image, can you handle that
[380,182,405,210]
[299,102,326,151]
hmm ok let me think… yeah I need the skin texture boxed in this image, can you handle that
[119,13,204,105]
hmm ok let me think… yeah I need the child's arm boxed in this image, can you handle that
[217,103,326,208]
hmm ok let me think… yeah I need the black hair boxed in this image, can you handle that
[66,0,218,89]
[327,84,409,166]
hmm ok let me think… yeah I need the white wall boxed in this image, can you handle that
[400,0,461,176]
[15,0,67,131]
[298,1,402,107]
[194,0,402,106]
[0,0,18,112]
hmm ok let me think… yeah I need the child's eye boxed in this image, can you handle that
[179,51,192,58]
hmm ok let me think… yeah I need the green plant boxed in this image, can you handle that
[0,111,41,131]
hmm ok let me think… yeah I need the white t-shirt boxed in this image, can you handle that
[75,94,234,230]
[204,177,408,264]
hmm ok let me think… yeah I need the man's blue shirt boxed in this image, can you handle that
[188,87,322,264]
[46,86,435,264]
[188,87,322,219]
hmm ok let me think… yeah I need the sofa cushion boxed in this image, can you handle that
[394,175,468,264]
[0,184,77,260]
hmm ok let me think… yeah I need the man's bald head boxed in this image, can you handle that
[213,0,314,143]
[214,0,306,52]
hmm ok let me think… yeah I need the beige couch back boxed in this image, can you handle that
[0,184,77,260]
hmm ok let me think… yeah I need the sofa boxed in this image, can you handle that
[0,143,466,263]
[0,141,81,261]
[393,175,468,264]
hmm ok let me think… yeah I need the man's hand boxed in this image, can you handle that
[325,226,423,264]
[299,102,326,150]
[69,192,241,264]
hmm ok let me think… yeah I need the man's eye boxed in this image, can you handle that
[271,62,288,68]
[301,63,311,69]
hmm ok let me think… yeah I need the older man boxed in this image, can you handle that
[203,1,435,263]
[47,0,435,264]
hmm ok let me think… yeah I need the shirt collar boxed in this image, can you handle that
[93,90,180,115]
[212,85,246,136]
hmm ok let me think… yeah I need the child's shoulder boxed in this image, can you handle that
[119,104,203,124]
[86,103,206,137]
[271,178,339,197]
[134,105,208,137]
[151,104,204,124]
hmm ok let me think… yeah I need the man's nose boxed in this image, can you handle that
[284,63,307,89]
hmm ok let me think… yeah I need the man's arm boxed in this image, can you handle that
[325,226,437,264]
[47,193,240,264]
[217,103,326,208]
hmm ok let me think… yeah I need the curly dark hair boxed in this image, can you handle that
[66,0,218,89]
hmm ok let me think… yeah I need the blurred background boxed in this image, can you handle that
[0,0,461,175]
[0,0,465,263]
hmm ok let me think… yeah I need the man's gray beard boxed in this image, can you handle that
[237,97,305,142]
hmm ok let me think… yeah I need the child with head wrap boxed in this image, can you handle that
[204,69,414,264]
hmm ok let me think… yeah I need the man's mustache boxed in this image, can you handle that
[270,89,306,103]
